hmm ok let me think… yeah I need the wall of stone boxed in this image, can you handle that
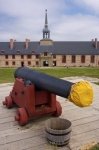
[0,54,99,67]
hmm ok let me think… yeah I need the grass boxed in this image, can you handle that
[0,67,99,83]
[90,143,99,150]
[35,67,99,78]
[0,68,15,83]
[94,82,99,85]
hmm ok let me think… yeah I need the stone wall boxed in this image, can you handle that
[0,54,99,67]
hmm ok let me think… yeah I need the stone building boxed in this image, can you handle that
[0,10,99,67]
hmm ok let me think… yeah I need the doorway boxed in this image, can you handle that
[43,60,49,66]
[53,61,56,66]
[21,61,24,67]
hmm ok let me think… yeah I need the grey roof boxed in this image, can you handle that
[53,41,99,55]
[0,41,99,55]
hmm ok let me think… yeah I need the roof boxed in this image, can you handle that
[0,41,99,55]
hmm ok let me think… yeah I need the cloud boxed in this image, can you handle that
[0,0,66,17]
[0,0,67,41]
[52,14,99,41]
[74,0,99,15]
[0,0,99,41]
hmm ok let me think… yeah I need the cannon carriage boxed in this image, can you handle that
[3,67,93,125]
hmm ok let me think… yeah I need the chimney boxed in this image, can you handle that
[92,39,94,46]
[25,39,30,49]
[92,39,94,43]
[95,38,98,49]
[9,39,15,49]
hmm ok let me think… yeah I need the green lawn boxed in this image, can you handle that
[90,143,99,150]
[0,67,99,83]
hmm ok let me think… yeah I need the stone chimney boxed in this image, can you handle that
[25,39,30,49]
[92,39,94,43]
[95,38,98,49]
[92,39,94,47]
[9,39,15,49]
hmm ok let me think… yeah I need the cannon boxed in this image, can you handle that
[3,67,93,125]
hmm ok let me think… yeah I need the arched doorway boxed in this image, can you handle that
[43,60,49,66]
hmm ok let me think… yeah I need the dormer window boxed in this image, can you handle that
[16,50,20,54]
[1,50,5,53]
[32,51,35,54]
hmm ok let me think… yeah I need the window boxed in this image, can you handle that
[12,61,15,65]
[5,61,9,65]
[16,50,20,54]
[21,55,24,59]
[32,51,35,54]
[12,55,15,59]
[27,55,31,59]
[36,55,39,59]
[91,55,95,63]
[1,50,5,54]
[81,55,85,63]
[28,61,31,65]
[62,55,66,63]
[36,61,39,65]
[72,55,76,63]
[53,55,56,59]
[5,55,8,59]
[44,52,47,56]
[21,61,24,67]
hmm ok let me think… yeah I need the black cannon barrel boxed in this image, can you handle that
[14,67,73,98]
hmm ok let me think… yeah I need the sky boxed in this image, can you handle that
[0,0,99,41]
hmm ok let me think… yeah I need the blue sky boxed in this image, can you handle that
[0,0,99,41]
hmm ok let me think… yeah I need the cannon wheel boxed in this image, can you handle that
[15,108,29,126]
[3,96,14,108]
[53,101,62,117]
